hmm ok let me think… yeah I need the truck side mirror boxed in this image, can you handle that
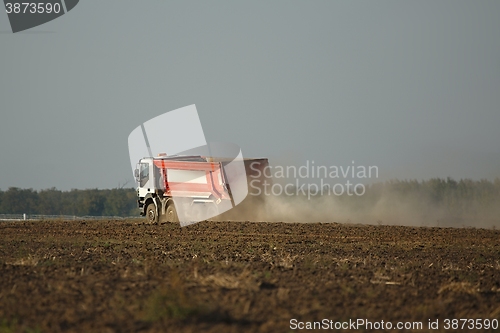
[134,168,139,180]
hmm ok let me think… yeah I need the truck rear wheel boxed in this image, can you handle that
[146,203,158,224]
[166,202,179,223]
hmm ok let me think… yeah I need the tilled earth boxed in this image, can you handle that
[0,220,499,332]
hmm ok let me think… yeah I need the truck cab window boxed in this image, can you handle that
[139,163,149,187]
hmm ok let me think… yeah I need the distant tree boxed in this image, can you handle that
[0,187,38,214]
[38,188,62,215]
[103,188,137,216]
[80,189,106,216]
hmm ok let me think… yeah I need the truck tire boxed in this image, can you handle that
[166,202,179,223]
[146,203,158,224]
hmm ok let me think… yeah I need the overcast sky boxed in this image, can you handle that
[1,1,499,190]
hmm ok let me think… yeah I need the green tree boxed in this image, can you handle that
[38,188,63,215]
[0,187,38,214]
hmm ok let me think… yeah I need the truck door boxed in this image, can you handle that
[137,161,155,195]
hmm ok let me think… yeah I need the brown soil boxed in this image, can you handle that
[0,220,499,332]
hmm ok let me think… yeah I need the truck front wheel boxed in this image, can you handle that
[146,203,158,224]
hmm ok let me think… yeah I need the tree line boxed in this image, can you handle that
[370,177,500,214]
[0,177,499,218]
[0,188,138,217]
[333,177,500,223]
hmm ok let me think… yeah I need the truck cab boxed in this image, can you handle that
[135,155,234,225]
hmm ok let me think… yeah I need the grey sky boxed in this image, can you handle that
[1,1,499,190]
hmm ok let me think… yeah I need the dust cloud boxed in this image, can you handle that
[220,186,500,229]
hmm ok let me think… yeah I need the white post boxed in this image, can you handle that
[23,213,26,220]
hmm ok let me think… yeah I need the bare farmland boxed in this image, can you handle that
[0,220,499,332]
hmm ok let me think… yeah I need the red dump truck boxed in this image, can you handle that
[134,155,269,224]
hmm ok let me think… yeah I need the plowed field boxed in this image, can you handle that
[0,220,499,332]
